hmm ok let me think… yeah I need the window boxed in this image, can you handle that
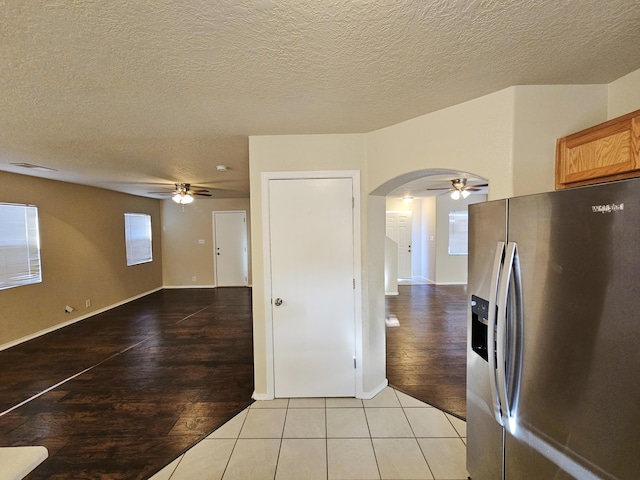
[0,203,42,290]
[124,213,153,266]
[448,210,468,255]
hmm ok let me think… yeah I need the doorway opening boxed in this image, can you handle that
[374,169,489,419]
[213,210,249,287]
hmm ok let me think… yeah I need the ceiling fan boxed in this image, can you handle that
[148,183,213,204]
[426,178,488,199]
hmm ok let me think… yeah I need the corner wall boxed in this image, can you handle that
[0,171,162,347]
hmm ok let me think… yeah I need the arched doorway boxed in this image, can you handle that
[372,169,489,419]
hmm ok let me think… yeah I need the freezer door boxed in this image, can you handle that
[505,179,640,479]
[467,199,507,480]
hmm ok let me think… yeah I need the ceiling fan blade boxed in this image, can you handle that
[425,187,453,191]
[147,191,173,195]
[193,192,213,197]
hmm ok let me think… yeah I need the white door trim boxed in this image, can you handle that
[261,170,362,399]
[212,210,249,287]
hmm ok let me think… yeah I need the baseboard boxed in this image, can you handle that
[0,287,163,352]
[253,379,389,401]
[162,285,217,289]
[358,379,389,400]
[385,291,399,296]
[434,281,467,286]
[252,391,273,401]
[163,285,253,289]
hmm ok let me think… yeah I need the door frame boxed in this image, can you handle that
[212,210,249,287]
[261,170,363,399]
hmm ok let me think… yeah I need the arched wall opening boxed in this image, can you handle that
[367,167,489,417]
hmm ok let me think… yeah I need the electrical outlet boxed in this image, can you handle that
[86,299,91,308]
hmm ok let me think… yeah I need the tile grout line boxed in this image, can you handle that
[325,401,329,480]
[397,389,437,480]
[219,409,250,480]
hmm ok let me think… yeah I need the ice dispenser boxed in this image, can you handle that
[471,295,490,361]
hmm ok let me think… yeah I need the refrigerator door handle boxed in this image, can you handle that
[487,241,505,425]
[496,241,522,432]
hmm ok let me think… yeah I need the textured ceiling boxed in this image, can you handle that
[1,0,639,198]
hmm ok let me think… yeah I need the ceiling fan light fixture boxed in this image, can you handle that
[172,192,194,204]
[461,190,471,199]
[450,190,461,200]
[403,195,413,203]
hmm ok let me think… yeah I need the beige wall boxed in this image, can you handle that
[161,197,251,287]
[511,85,608,197]
[0,171,162,347]
[608,67,640,119]
[434,193,486,285]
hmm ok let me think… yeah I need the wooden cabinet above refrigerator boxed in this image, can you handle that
[555,108,640,189]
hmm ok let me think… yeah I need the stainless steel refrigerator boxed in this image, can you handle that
[466,178,640,480]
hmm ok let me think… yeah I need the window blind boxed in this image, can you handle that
[0,203,42,290]
[124,213,153,266]
[448,210,469,256]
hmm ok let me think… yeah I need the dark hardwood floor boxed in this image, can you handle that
[386,284,467,419]
[0,288,254,480]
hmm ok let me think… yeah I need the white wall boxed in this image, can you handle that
[608,68,640,119]
[384,236,399,295]
[512,85,608,196]
[434,193,486,285]
[364,194,387,394]
[367,88,516,201]
[421,197,437,283]
[248,134,373,397]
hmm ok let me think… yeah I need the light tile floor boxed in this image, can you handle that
[150,387,468,480]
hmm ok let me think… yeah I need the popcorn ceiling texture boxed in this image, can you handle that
[0,0,639,196]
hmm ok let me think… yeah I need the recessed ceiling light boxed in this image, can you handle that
[10,162,57,172]
[216,165,228,172]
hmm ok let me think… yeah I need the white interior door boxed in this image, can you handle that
[269,177,356,398]
[213,211,248,286]
[386,211,412,278]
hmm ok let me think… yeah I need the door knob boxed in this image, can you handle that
[274,298,283,306]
